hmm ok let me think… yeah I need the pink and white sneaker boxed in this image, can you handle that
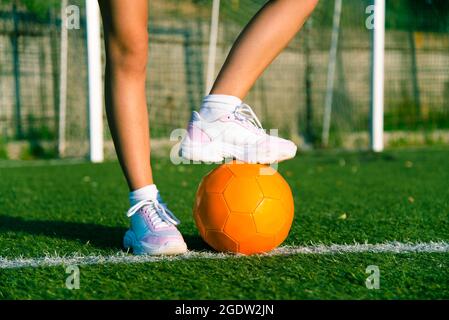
[123,197,187,255]
[180,104,297,164]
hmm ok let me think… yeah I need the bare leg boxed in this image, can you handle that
[211,0,319,99]
[99,0,152,191]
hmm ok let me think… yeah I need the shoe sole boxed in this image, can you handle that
[180,137,297,164]
[123,230,188,256]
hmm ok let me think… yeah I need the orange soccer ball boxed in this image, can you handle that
[193,162,294,255]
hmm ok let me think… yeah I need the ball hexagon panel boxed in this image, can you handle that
[223,177,263,213]
[205,230,238,253]
[193,209,206,237]
[253,198,286,235]
[202,165,234,193]
[223,212,257,243]
[256,174,282,199]
[194,180,205,208]
[274,217,293,247]
[278,177,294,214]
[225,162,266,178]
[239,234,275,255]
[197,193,230,231]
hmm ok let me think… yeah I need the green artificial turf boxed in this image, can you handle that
[0,147,448,299]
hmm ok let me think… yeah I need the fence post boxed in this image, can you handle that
[58,0,68,157]
[322,0,342,147]
[205,0,220,94]
[12,3,22,139]
[303,19,314,146]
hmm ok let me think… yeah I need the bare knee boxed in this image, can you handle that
[106,30,148,74]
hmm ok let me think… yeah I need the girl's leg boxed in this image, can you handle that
[180,0,318,163]
[99,0,152,191]
[99,0,187,255]
[211,0,319,99]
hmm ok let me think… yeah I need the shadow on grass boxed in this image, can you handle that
[0,215,210,252]
[183,234,211,251]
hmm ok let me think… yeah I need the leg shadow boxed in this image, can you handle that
[0,215,126,250]
[0,215,213,252]
[182,234,212,252]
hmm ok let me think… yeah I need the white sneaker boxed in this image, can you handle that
[123,197,187,255]
[180,104,297,163]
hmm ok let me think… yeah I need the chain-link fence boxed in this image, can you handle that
[0,0,88,158]
[0,0,448,159]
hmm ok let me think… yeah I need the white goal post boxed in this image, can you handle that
[370,0,385,152]
[86,0,104,163]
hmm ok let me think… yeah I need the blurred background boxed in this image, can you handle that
[0,0,448,160]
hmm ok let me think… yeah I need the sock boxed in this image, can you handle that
[198,94,242,121]
[129,184,158,206]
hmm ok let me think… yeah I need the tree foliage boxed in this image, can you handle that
[1,0,60,19]
[387,0,449,31]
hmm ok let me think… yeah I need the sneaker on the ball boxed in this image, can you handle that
[180,103,297,164]
[123,196,187,255]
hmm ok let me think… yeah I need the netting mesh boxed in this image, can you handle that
[0,0,448,159]
[65,0,89,157]
[147,1,210,138]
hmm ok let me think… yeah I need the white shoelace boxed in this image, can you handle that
[233,103,264,131]
[126,199,180,228]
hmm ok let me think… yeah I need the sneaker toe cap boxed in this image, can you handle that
[258,136,297,160]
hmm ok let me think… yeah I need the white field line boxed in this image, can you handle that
[1,241,449,270]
